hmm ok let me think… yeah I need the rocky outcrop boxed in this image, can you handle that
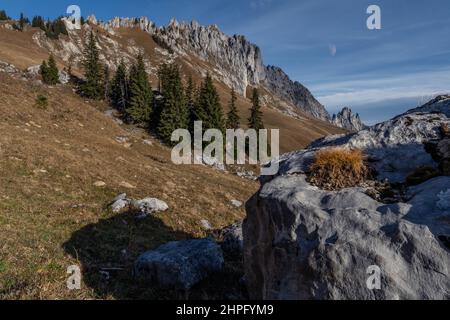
[151,19,329,120]
[220,222,243,255]
[263,66,330,120]
[244,97,450,300]
[404,95,450,117]
[134,238,224,289]
[332,107,365,131]
[25,64,70,84]
[244,175,450,300]
[110,193,168,217]
[0,60,20,74]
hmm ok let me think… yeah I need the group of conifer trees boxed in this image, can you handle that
[31,15,68,39]
[0,10,10,21]
[0,9,28,30]
[38,30,264,146]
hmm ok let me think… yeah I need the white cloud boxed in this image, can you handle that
[313,68,450,110]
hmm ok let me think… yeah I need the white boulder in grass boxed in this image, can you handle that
[130,198,169,217]
[111,198,130,214]
[230,199,243,208]
[110,194,168,216]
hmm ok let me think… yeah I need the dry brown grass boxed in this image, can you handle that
[0,73,256,299]
[0,27,344,154]
[0,25,345,299]
[308,148,368,190]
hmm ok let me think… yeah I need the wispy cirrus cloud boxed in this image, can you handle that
[250,0,273,10]
[314,68,450,108]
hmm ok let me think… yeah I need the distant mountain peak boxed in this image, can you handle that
[332,107,365,132]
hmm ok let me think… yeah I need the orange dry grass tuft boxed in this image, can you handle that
[309,148,368,190]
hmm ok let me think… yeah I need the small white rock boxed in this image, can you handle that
[200,219,213,230]
[231,200,243,208]
[93,181,106,187]
[111,199,129,214]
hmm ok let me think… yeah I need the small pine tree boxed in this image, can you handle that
[110,60,129,112]
[248,88,264,131]
[127,54,153,124]
[157,63,189,144]
[226,88,240,129]
[0,10,10,21]
[194,73,225,133]
[18,13,28,31]
[40,55,59,85]
[19,13,24,30]
[185,75,196,131]
[47,54,59,84]
[80,31,104,99]
[103,64,110,101]
[39,60,49,83]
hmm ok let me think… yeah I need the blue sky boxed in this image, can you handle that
[2,0,450,124]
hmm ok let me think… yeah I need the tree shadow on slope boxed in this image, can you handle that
[63,212,247,300]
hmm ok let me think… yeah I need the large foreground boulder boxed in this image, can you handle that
[244,97,450,300]
[244,176,450,299]
[134,238,224,289]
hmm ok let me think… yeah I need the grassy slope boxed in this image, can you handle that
[0,26,345,154]
[0,73,256,299]
[0,25,343,299]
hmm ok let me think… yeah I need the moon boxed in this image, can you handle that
[329,44,337,57]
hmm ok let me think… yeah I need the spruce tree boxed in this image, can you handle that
[226,88,240,129]
[0,10,10,20]
[185,75,196,131]
[127,54,153,124]
[157,63,189,144]
[18,13,27,31]
[248,88,264,131]
[40,55,59,85]
[47,54,59,84]
[39,60,49,83]
[194,73,224,133]
[80,31,103,99]
[110,60,129,112]
[103,64,110,101]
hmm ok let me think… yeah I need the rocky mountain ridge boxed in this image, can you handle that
[331,107,365,132]
[86,15,331,121]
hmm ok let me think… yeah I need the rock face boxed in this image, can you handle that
[405,95,450,117]
[244,97,450,300]
[149,20,329,120]
[263,66,329,121]
[220,222,243,255]
[244,175,450,300]
[134,238,224,289]
[332,107,365,131]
